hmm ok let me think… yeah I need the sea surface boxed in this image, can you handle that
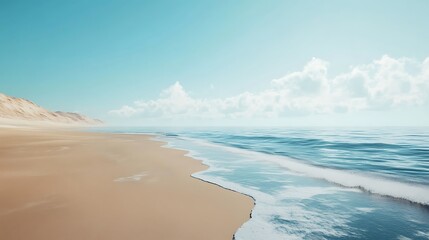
[100,127,429,239]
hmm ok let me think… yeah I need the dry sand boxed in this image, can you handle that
[0,127,254,240]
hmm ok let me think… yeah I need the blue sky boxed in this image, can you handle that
[1,0,428,126]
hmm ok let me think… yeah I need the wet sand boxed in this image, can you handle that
[0,127,254,240]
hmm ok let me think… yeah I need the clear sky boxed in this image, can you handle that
[1,0,428,126]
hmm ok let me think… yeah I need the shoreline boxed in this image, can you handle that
[0,127,254,240]
[151,136,257,238]
[156,133,429,206]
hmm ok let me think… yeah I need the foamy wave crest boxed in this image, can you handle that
[185,137,429,205]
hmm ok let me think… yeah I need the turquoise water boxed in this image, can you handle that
[101,127,429,239]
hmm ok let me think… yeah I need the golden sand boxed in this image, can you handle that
[0,128,253,240]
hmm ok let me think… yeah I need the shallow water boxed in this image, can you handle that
[100,127,429,239]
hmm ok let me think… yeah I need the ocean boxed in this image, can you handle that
[101,127,429,239]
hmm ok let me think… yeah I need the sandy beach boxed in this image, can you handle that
[0,127,254,240]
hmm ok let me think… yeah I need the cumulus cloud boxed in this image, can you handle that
[110,55,429,120]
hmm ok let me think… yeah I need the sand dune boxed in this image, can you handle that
[0,93,102,126]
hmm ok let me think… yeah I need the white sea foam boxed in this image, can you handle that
[156,135,429,239]
[197,177,358,240]
[415,231,429,239]
[158,136,360,239]
[397,236,413,240]
[356,207,376,213]
[181,137,429,205]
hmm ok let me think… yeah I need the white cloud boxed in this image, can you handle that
[110,55,429,120]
